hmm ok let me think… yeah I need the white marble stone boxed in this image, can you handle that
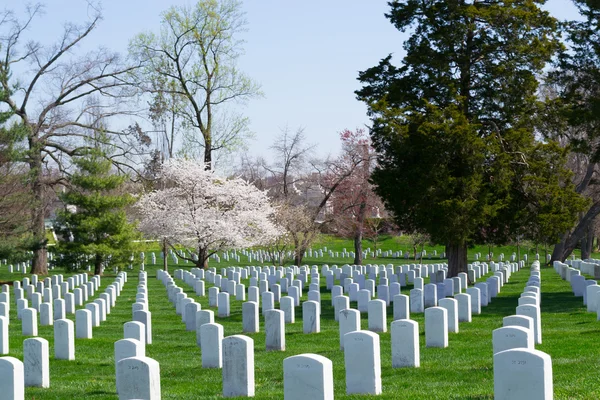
[218,292,230,318]
[280,296,295,324]
[439,298,459,333]
[493,326,533,354]
[393,294,409,321]
[200,323,224,368]
[22,308,37,336]
[494,348,552,400]
[75,309,92,339]
[516,304,541,344]
[23,337,49,388]
[222,335,254,398]
[124,321,146,348]
[242,302,259,333]
[466,287,481,315]
[265,309,285,351]
[339,309,360,350]
[391,319,420,368]
[455,293,472,323]
[0,317,7,355]
[283,354,333,400]
[116,356,161,400]
[425,306,448,348]
[302,300,321,333]
[0,356,24,400]
[368,299,387,333]
[344,330,381,395]
[410,288,424,313]
[54,319,75,360]
[133,310,152,345]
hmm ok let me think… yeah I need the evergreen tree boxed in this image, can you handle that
[357,0,586,276]
[53,149,138,275]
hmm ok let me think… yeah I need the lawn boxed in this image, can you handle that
[1,238,599,399]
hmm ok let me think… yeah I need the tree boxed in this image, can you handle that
[329,128,382,265]
[0,4,139,274]
[130,0,261,170]
[263,127,365,266]
[53,148,139,275]
[136,159,281,268]
[357,0,584,277]
[544,0,600,262]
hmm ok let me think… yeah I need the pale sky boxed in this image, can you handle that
[6,0,583,163]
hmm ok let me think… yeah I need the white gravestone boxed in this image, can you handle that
[114,339,145,393]
[494,348,552,400]
[339,309,360,350]
[222,335,255,398]
[76,309,92,339]
[368,299,387,333]
[391,319,420,368]
[283,354,334,400]
[54,319,75,360]
[242,302,259,333]
[200,323,223,368]
[0,316,8,354]
[0,356,24,400]
[196,310,215,348]
[116,356,161,400]
[22,308,37,336]
[343,330,381,395]
[425,306,448,348]
[265,309,285,351]
[492,326,533,354]
[439,298,459,333]
[393,294,409,321]
[302,301,320,334]
[455,293,472,322]
[516,304,541,344]
[133,310,152,345]
[24,337,49,388]
[124,321,146,348]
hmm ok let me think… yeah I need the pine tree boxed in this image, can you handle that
[357,0,586,276]
[53,149,138,275]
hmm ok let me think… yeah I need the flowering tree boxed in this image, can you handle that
[329,129,382,265]
[136,159,281,268]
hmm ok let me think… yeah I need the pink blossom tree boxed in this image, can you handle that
[136,159,281,268]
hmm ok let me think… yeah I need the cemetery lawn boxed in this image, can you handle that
[1,240,599,399]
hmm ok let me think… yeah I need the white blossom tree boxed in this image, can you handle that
[136,159,281,268]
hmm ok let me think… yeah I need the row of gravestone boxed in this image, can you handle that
[554,260,600,319]
[0,272,133,399]
[114,261,552,399]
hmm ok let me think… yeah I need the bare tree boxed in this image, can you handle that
[0,4,140,274]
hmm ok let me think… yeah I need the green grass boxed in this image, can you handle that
[2,238,599,399]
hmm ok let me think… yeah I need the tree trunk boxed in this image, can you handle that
[447,241,468,278]
[294,245,305,267]
[162,238,169,272]
[581,221,595,260]
[197,247,210,269]
[551,201,600,263]
[94,254,103,276]
[353,229,363,265]
[353,202,366,265]
[29,153,48,276]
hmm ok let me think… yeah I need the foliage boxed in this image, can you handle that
[356,0,585,275]
[136,158,281,268]
[129,0,261,169]
[53,149,139,274]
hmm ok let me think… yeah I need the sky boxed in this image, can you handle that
[6,0,584,163]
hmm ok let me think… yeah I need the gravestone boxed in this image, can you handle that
[439,298,459,333]
[391,319,420,368]
[393,294,409,321]
[133,310,152,345]
[242,302,259,333]
[410,289,424,313]
[124,321,146,348]
[492,326,533,354]
[344,330,381,395]
[516,304,541,344]
[368,299,387,333]
[196,310,215,347]
[222,335,254,398]
[75,309,92,339]
[283,354,333,400]
[455,293,472,323]
[54,319,75,360]
[424,284,437,308]
[302,301,320,334]
[503,315,534,336]
[466,287,481,315]
[218,292,230,318]
[24,337,49,388]
[425,307,448,348]
[200,323,224,368]
[339,309,360,350]
[265,309,285,351]
[0,316,7,354]
[280,296,295,324]
[114,338,145,392]
[116,356,161,400]
[22,308,37,336]
[493,348,552,400]
[0,356,24,400]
